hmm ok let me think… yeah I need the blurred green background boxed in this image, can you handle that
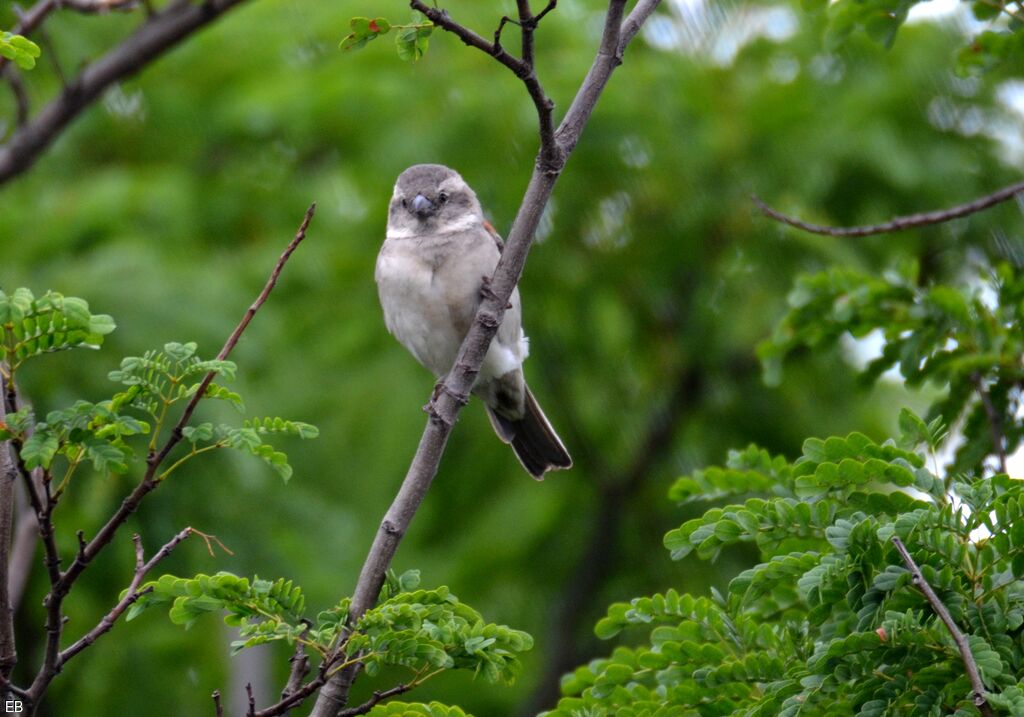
[2,0,1022,714]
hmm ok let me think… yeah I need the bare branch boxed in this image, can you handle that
[213,690,224,717]
[336,682,413,717]
[58,0,141,14]
[25,203,316,704]
[409,1,558,169]
[752,179,1024,237]
[0,0,253,186]
[516,1,535,67]
[59,527,192,663]
[278,622,311,717]
[892,537,994,717]
[247,682,257,717]
[309,2,661,714]
[0,430,17,683]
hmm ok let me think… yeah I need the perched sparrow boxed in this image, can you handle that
[376,164,572,479]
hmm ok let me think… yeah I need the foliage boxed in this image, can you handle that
[0,31,40,70]
[546,256,1024,716]
[340,12,433,61]
[366,702,472,717]
[129,567,533,692]
[0,287,114,370]
[809,0,1024,75]
[1,304,317,489]
[760,259,1024,476]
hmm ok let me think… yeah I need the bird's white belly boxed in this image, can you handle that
[377,254,463,377]
[376,244,529,383]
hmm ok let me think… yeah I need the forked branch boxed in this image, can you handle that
[308,2,661,715]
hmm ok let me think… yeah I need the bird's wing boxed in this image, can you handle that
[482,219,505,253]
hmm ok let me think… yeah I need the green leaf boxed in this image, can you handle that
[21,428,59,470]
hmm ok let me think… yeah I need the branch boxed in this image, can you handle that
[516,1,535,67]
[0,428,17,683]
[752,178,1024,237]
[59,527,192,663]
[25,203,316,704]
[0,0,253,186]
[58,0,141,13]
[309,2,661,715]
[409,0,558,169]
[892,537,994,717]
[972,373,1008,474]
[213,690,224,717]
[252,655,342,717]
[277,622,311,717]
[336,682,413,717]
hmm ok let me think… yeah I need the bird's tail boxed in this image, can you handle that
[486,385,572,480]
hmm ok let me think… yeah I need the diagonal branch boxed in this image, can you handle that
[336,682,413,717]
[892,536,994,717]
[409,0,558,169]
[309,2,661,715]
[24,203,315,705]
[752,177,1024,237]
[59,527,192,662]
[0,0,254,186]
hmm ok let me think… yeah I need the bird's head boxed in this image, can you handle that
[388,164,484,237]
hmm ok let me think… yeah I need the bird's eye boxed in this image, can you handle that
[438,191,449,204]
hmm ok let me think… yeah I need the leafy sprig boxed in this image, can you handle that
[340,13,434,62]
[0,31,41,70]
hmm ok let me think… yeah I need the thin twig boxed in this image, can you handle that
[409,0,559,170]
[0,0,254,185]
[892,537,994,716]
[492,16,519,56]
[247,682,257,717]
[59,0,140,13]
[278,622,312,717]
[252,654,344,717]
[59,528,193,662]
[336,682,413,717]
[25,203,316,704]
[308,2,661,715]
[516,0,535,67]
[972,373,1008,474]
[752,179,1024,237]
[213,689,224,717]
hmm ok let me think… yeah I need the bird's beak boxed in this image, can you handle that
[411,194,436,219]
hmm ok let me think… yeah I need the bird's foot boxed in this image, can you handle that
[423,379,469,419]
[479,275,513,309]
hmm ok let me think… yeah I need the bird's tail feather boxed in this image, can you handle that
[485,386,572,480]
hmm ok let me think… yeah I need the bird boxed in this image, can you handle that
[375,163,572,479]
